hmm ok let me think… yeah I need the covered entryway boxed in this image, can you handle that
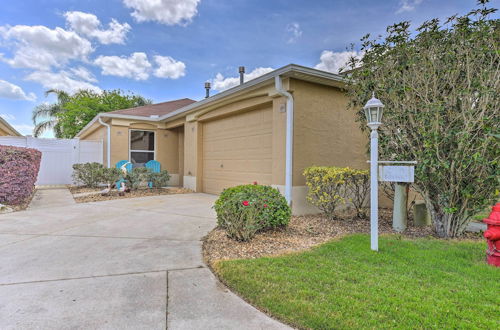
[202,106,273,194]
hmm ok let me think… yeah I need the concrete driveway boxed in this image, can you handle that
[0,190,289,329]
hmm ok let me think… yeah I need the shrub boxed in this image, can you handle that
[214,184,291,241]
[343,2,499,237]
[147,170,171,188]
[216,197,263,241]
[0,145,41,205]
[125,167,150,190]
[304,167,349,219]
[100,167,122,186]
[72,162,104,187]
[345,169,370,218]
[304,166,369,219]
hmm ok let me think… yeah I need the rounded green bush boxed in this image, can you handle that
[214,184,291,241]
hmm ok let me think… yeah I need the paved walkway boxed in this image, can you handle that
[27,187,75,210]
[0,190,290,329]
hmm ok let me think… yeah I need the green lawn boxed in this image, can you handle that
[216,235,500,329]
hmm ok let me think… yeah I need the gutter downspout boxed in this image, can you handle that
[98,116,111,168]
[274,76,293,206]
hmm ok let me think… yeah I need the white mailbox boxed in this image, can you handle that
[379,165,414,183]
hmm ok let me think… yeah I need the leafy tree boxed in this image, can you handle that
[32,89,151,138]
[56,89,151,138]
[344,1,499,237]
[32,89,70,138]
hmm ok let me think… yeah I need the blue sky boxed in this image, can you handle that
[0,0,488,136]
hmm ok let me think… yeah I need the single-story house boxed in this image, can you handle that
[76,64,367,214]
[0,117,21,136]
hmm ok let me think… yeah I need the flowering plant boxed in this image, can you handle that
[214,184,291,241]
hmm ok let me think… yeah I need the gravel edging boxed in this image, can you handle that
[69,187,193,203]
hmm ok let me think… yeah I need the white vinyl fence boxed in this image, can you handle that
[0,136,103,185]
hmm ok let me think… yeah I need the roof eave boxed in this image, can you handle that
[0,117,22,136]
[76,64,345,137]
[76,113,162,137]
[156,64,345,122]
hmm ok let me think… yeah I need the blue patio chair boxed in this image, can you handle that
[115,160,132,190]
[145,160,161,188]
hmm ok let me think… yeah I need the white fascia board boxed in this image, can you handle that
[76,115,102,137]
[76,113,159,137]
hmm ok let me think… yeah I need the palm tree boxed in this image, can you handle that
[32,89,70,138]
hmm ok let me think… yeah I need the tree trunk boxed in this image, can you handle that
[424,197,471,238]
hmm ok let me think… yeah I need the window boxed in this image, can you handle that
[130,130,155,167]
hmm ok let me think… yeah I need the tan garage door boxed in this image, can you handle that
[202,107,273,194]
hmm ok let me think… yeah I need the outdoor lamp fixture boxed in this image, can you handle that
[364,92,384,129]
[364,92,384,251]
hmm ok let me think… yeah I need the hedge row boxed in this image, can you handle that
[0,145,41,205]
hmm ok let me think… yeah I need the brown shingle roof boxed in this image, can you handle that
[107,98,196,117]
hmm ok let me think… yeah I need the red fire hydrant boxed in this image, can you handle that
[483,203,500,267]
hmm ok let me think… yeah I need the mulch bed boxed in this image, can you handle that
[71,187,193,203]
[203,209,482,267]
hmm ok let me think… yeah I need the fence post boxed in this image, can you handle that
[72,138,80,165]
[26,136,33,148]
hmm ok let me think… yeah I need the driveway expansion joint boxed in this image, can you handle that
[0,266,207,287]
[0,232,204,242]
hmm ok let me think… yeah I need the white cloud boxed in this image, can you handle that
[0,79,36,101]
[153,55,186,79]
[315,50,363,74]
[11,123,34,136]
[286,22,302,43]
[94,52,185,80]
[123,0,200,25]
[26,70,101,94]
[70,66,97,83]
[64,11,131,45]
[0,25,93,70]
[0,113,15,120]
[212,67,274,91]
[94,52,152,80]
[396,0,423,14]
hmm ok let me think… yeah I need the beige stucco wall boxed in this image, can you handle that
[109,124,129,165]
[271,96,287,186]
[82,125,107,166]
[291,79,394,213]
[183,121,202,191]
[177,126,184,186]
[291,79,367,186]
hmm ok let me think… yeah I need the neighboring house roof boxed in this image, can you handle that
[0,116,22,136]
[107,98,196,118]
[77,64,345,137]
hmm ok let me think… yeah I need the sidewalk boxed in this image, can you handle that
[27,187,75,210]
